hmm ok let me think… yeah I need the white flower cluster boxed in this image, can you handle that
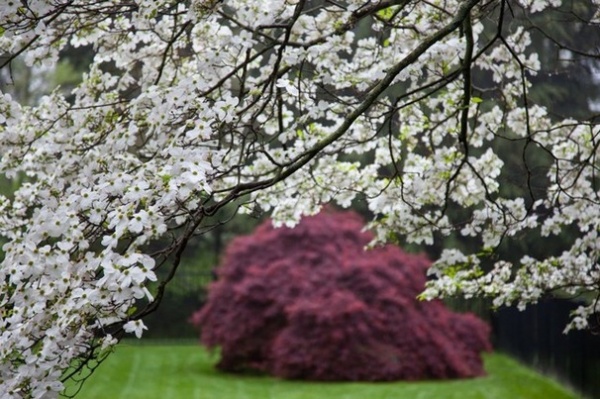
[1,0,600,396]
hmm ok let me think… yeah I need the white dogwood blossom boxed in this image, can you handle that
[1,0,600,396]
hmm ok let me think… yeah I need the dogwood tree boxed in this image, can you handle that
[1,0,600,397]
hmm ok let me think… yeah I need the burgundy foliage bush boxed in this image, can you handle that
[190,209,492,381]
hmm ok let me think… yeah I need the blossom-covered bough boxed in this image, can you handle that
[1,0,600,397]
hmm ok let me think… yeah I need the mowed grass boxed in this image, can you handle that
[70,344,580,399]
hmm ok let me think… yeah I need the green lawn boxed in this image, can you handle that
[68,344,581,399]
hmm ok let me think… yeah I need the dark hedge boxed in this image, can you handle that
[190,209,491,381]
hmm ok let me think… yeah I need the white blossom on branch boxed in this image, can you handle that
[1,0,600,397]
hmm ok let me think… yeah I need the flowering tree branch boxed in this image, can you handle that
[1,0,600,397]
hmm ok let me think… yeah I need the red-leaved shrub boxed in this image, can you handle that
[190,209,492,381]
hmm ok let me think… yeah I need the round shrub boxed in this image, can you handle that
[190,209,492,381]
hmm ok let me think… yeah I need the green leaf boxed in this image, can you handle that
[376,7,396,21]
[471,97,483,104]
